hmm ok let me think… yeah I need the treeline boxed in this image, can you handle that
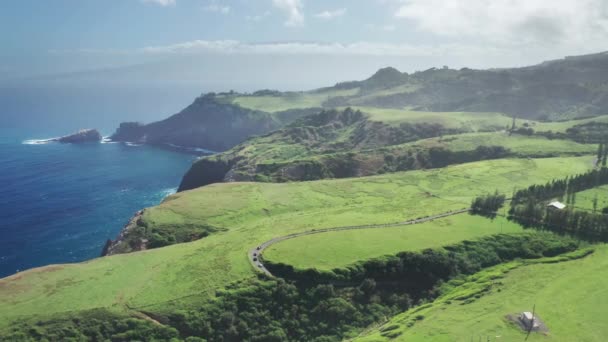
[510,201,608,242]
[4,233,579,342]
[511,168,608,206]
[535,122,608,143]
[509,168,608,242]
[470,191,506,219]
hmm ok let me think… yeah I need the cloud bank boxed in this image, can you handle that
[396,0,608,48]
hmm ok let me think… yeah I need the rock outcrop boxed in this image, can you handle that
[54,129,102,143]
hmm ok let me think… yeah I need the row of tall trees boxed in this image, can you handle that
[511,168,608,207]
[509,165,608,242]
[510,201,608,242]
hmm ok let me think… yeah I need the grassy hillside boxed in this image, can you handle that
[263,215,524,271]
[355,107,512,130]
[178,107,597,190]
[0,157,594,327]
[229,88,359,112]
[409,132,595,155]
[228,52,608,121]
[355,246,607,341]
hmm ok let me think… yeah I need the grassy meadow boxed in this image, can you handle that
[572,185,608,212]
[230,88,359,112]
[264,215,524,271]
[356,107,513,131]
[407,132,595,156]
[355,246,608,342]
[0,156,594,326]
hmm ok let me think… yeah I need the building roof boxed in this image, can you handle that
[548,201,566,210]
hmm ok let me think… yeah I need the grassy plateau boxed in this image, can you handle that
[263,215,523,271]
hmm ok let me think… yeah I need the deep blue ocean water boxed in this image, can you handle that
[0,83,203,278]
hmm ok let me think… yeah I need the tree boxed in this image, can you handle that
[602,144,608,168]
[470,191,506,219]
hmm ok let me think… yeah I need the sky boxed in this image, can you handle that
[1,0,608,91]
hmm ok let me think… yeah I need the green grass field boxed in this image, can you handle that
[572,185,608,212]
[230,88,359,112]
[0,157,595,327]
[264,215,523,271]
[406,132,595,155]
[354,107,514,131]
[355,245,608,342]
[533,115,608,133]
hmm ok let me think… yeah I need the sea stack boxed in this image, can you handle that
[55,129,102,144]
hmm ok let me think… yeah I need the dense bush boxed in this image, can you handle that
[1,309,179,342]
[470,191,507,218]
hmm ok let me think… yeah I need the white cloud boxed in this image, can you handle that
[203,3,231,14]
[395,0,608,48]
[141,0,176,6]
[53,40,511,58]
[315,8,346,20]
[272,0,304,27]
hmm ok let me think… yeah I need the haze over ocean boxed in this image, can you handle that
[0,83,200,278]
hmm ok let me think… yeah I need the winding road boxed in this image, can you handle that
[248,208,469,277]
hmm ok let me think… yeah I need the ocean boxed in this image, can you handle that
[0,83,203,278]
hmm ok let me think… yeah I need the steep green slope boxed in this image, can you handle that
[178,108,596,191]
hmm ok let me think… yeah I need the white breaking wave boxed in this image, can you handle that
[101,136,118,144]
[165,143,215,154]
[160,187,178,201]
[125,142,143,147]
[22,138,58,145]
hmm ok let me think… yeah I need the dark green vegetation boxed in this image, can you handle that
[509,168,608,242]
[469,192,506,218]
[1,233,579,342]
[102,209,226,256]
[2,309,180,342]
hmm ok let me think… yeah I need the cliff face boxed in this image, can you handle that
[110,94,281,152]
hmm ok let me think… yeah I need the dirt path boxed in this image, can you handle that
[249,208,469,277]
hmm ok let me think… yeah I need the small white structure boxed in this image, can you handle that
[519,312,540,329]
[547,201,566,210]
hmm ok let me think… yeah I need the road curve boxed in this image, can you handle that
[248,208,469,277]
